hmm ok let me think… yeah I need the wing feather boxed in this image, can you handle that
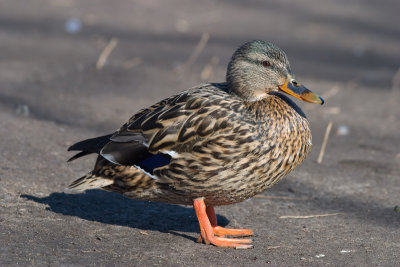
[115,86,236,157]
[69,84,239,173]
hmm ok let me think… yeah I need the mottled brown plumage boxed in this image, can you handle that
[68,40,323,248]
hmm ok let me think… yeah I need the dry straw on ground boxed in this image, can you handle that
[317,121,333,164]
[279,213,341,219]
[177,33,209,74]
[96,38,118,70]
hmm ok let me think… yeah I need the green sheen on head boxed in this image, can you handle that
[226,40,292,101]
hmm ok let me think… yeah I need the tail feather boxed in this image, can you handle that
[68,173,114,191]
[67,134,113,162]
[67,151,92,162]
[68,134,112,152]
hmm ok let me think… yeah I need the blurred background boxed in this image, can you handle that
[1,0,399,265]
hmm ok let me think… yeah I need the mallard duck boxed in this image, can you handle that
[68,40,324,249]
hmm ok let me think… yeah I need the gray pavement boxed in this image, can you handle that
[1,0,399,266]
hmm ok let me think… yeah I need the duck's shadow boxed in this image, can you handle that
[21,190,229,241]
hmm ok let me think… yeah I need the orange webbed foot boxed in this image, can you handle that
[212,226,254,237]
[193,198,254,249]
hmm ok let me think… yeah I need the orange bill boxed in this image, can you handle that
[279,79,324,105]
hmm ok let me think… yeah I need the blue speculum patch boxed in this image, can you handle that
[138,154,171,174]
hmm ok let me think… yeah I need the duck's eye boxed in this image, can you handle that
[262,61,271,67]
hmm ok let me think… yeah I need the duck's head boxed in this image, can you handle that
[226,40,324,104]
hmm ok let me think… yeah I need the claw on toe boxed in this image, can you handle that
[193,198,255,249]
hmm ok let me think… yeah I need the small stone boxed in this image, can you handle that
[16,104,30,116]
[65,18,82,34]
[18,208,27,215]
[340,249,354,253]
[337,125,349,136]
[315,254,325,258]
[175,19,189,33]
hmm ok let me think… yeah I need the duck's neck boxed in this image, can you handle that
[226,66,270,102]
[228,83,269,102]
[244,92,307,122]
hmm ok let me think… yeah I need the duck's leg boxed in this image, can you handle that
[193,198,253,249]
[206,205,254,237]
